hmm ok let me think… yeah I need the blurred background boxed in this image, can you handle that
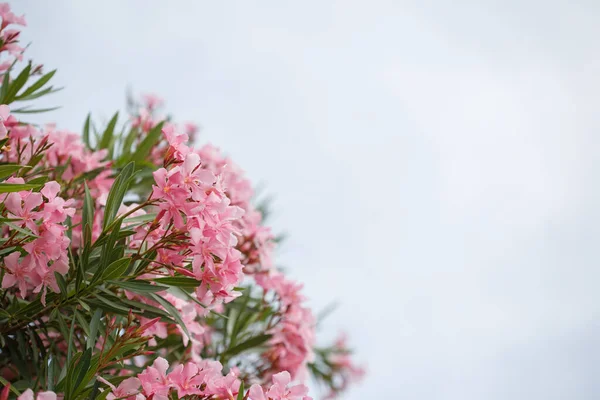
[15,1,600,398]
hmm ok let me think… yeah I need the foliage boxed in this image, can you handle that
[0,4,363,400]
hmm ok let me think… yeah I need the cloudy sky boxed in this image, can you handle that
[15,1,600,398]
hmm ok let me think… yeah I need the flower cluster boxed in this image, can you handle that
[2,180,73,304]
[322,334,366,399]
[249,371,311,400]
[100,358,312,400]
[196,144,276,272]
[16,389,56,400]
[148,148,246,307]
[257,272,316,381]
[0,3,363,399]
[0,3,26,71]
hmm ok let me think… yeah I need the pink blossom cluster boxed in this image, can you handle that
[256,272,316,382]
[16,389,56,400]
[112,357,239,400]
[1,180,74,304]
[0,3,26,72]
[131,103,316,384]
[323,334,366,399]
[43,127,112,197]
[248,371,312,400]
[196,144,275,272]
[0,3,364,390]
[100,357,311,400]
[0,106,114,246]
[41,127,114,245]
[132,291,211,360]
[129,95,275,274]
[146,143,246,307]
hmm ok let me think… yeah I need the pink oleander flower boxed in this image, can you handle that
[138,357,171,400]
[0,3,26,29]
[17,390,56,400]
[183,122,199,142]
[256,272,316,381]
[168,362,205,397]
[1,252,29,299]
[249,371,312,400]
[0,104,11,139]
[162,124,189,162]
[206,369,240,400]
[40,181,75,223]
[97,376,144,400]
[142,93,164,111]
[4,190,42,231]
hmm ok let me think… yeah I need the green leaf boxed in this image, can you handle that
[27,176,48,186]
[75,308,91,336]
[82,181,94,236]
[93,294,131,313]
[237,381,245,400]
[54,272,68,296]
[98,112,119,150]
[108,279,168,293]
[0,67,11,101]
[0,182,41,192]
[179,288,228,319]
[129,121,165,164]
[87,378,101,400]
[47,356,57,391]
[102,258,130,280]
[11,106,61,114]
[83,113,92,149]
[5,221,38,237]
[223,334,272,357]
[0,164,30,180]
[120,298,172,320]
[16,69,56,99]
[153,276,201,288]
[67,309,78,366]
[87,309,103,350]
[149,293,190,340]
[103,162,135,229]
[74,348,92,392]
[3,63,31,103]
[123,213,156,226]
[0,376,21,396]
[119,126,139,164]
[14,85,61,102]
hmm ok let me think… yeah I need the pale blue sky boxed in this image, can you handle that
[15,1,600,398]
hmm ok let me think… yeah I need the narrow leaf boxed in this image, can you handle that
[87,309,103,350]
[98,112,119,149]
[0,182,41,193]
[129,121,164,164]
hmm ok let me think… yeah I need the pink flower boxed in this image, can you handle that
[183,122,199,142]
[267,372,310,400]
[0,104,11,139]
[162,125,189,161]
[40,181,75,223]
[0,3,26,30]
[206,369,240,400]
[168,363,204,397]
[4,191,42,232]
[142,93,163,111]
[181,153,215,201]
[1,252,29,298]
[98,376,143,400]
[138,357,171,400]
[17,390,56,400]
[248,372,312,400]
